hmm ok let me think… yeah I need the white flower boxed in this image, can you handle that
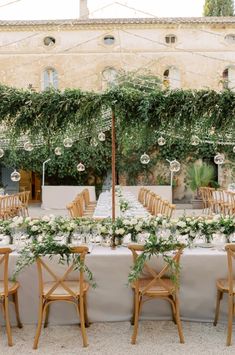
[130,218,138,225]
[42,215,50,222]
[100,226,107,234]
[116,228,125,235]
[31,225,39,232]
[135,224,142,232]
[177,221,186,228]
[123,219,131,226]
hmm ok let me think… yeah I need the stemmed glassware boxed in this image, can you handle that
[11,226,29,251]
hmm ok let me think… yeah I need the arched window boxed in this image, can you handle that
[43,67,58,89]
[103,35,115,45]
[163,67,180,89]
[102,67,118,89]
[222,67,235,90]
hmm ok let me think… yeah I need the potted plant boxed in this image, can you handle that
[186,162,215,209]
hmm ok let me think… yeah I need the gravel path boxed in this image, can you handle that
[0,321,234,355]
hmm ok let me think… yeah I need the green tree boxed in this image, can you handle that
[204,0,234,16]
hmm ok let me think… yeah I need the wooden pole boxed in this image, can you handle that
[111,110,116,221]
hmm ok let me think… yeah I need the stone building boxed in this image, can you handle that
[1,14,235,92]
[0,0,235,199]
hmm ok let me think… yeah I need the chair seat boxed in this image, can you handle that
[43,280,89,299]
[0,280,20,296]
[132,278,176,296]
[216,279,235,293]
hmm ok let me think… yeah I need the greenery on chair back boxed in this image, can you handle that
[186,162,215,199]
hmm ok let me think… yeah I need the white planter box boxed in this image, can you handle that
[41,185,96,209]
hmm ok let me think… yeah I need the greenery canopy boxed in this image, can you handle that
[0,82,234,185]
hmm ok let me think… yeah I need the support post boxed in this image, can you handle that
[111,110,116,221]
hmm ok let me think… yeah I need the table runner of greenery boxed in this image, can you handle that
[0,214,234,286]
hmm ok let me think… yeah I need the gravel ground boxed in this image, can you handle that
[0,321,234,355]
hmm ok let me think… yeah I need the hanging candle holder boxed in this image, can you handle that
[54,147,62,156]
[157,136,166,146]
[169,160,181,172]
[90,137,98,147]
[214,153,225,165]
[98,132,106,142]
[0,148,4,158]
[11,169,21,182]
[77,162,85,172]
[24,141,34,152]
[63,137,73,148]
[140,153,150,165]
[191,135,200,146]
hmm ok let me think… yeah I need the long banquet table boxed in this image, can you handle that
[93,191,149,219]
[3,245,231,325]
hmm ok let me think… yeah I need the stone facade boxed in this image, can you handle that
[0,17,235,92]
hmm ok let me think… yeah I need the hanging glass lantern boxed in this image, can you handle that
[191,135,200,146]
[24,141,34,152]
[90,137,98,147]
[54,147,62,156]
[63,137,73,148]
[140,153,150,165]
[0,148,4,158]
[214,153,225,165]
[77,162,85,172]
[11,169,21,182]
[157,136,166,146]
[98,132,106,142]
[169,160,181,172]
[233,146,235,153]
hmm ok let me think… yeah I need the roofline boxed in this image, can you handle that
[1,17,235,27]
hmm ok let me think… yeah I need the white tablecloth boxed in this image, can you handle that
[93,191,149,219]
[3,246,231,325]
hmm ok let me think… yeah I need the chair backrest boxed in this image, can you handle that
[0,248,12,296]
[166,203,176,218]
[153,195,161,216]
[225,243,235,295]
[36,246,89,300]
[82,189,89,208]
[128,244,183,295]
[138,187,144,203]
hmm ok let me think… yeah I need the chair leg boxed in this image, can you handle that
[5,297,13,346]
[131,292,141,345]
[174,295,185,344]
[214,289,223,326]
[226,294,234,346]
[33,297,44,349]
[44,303,50,328]
[13,291,23,328]
[169,296,177,324]
[78,296,88,347]
[131,291,135,325]
[83,293,90,328]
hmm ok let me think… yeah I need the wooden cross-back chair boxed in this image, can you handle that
[33,246,90,349]
[18,191,30,217]
[0,248,22,346]
[82,189,97,210]
[128,244,184,345]
[214,243,235,346]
